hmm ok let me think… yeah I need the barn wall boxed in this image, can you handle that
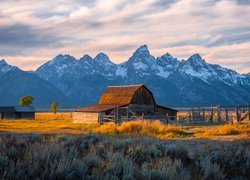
[129,104,155,115]
[2,112,16,119]
[21,112,35,120]
[131,87,155,105]
[155,106,177,116]
[73,112,99,123]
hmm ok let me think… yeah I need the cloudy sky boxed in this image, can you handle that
[0,0,249,73]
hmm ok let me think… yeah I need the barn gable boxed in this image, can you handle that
[98,84,155,105]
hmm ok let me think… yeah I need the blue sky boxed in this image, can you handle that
[0,0,249,73]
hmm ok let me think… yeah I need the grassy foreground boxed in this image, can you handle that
[0,114,249,179]
[0,134,249,179]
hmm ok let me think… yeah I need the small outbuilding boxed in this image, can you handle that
[0,106,35,120]
[73,84,177,123]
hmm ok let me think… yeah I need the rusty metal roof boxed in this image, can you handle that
[98,84,145,105]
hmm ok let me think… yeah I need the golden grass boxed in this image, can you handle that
[95,120,193,139]
[195,122,250,138]
[35,112,72,120]
[0,119,100,134]
[0,113,249,140]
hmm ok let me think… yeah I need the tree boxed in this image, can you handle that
[20,96,34,106]
[51,102,59,114]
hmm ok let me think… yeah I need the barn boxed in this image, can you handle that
[73,84,177,123]
[0,106,35,120]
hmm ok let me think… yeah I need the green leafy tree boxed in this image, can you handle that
[51,102,59,114]
[20,96,34,106]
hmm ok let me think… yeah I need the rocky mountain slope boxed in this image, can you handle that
[35,45,250,107]
[0,60,73,108]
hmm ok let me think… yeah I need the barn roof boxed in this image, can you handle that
[15,106,35,112]
[98,84,150,105]
[0,106,35,112]
[75,104,122,113]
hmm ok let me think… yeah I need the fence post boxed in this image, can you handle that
[225,108,229,122]
[202,108,206,122]
[217,105,221,122]
[191,108,194,123]
[166,113,169,124]
[209,108,214,123]
[236,107,240,122]
[188,111,192,123]
[126,107,129,121]
[248,103,250,120]
[115,107,119,124]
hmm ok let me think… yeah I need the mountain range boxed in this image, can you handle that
[1,45,249,108]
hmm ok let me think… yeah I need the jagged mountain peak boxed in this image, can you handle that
[187,54,205,64]
[93,53,114,66]
[0,59,7,65]
[157,53,178,63]
[133,45,150,56]
[0,59,18,75]
[94,52,109,60]
[47,54,77,67]
[52,54,76,61]
[80,54,93,61]
[162,52,173,58]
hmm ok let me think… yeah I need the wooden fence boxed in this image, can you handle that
[101,104,250,124]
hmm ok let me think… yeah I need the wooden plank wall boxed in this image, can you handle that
[73,112,99,123]
[131,87,155,105]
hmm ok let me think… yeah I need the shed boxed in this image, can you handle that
[73,84,177,123]
[0,106,35,120]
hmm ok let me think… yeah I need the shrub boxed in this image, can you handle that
[0,134,249,179]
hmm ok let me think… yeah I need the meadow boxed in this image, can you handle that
[0,113,249,140]
[0,113,249,179]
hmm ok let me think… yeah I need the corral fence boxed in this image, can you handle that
[177,104,250,124]
[102,104,250,125]
[35,104,250,125]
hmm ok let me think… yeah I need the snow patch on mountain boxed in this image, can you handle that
[0,59,18,76]
[133,62,149,70]
[115,66,127,77]
[157,66,170,79]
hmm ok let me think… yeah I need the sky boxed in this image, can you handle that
[0,0,249,73]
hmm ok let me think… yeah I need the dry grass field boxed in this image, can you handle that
[0,113,249,179]
[0,112,249,140]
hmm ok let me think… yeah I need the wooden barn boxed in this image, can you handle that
[0,106,35,120]
[73,84,177,123]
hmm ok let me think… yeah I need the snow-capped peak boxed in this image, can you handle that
[93,53,114,66]
[187,54,205,64]
[48,54,77,66]
[157,53,179,65]
[52,54,76,62]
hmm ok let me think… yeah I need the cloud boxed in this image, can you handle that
[0,0,249,73]
[0,24,61,48]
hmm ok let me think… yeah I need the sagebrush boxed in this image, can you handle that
[0,134,249,179]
